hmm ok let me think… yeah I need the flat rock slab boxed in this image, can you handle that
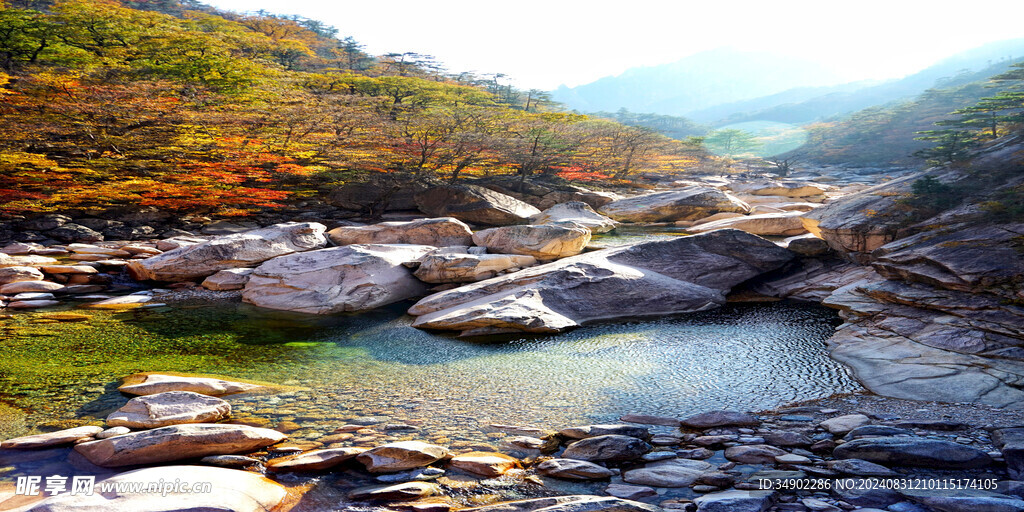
[688,211,808,237]
[106,391,231,428]
[681,410,760,429]
[533,202,618,233]
[833,436,993,469]
[349,481,441,501]
[24,465,287,512]
[357,441,452,473]
[623,458,714,487]
[409,230,794,336]
[449,451,520,477]
[84,294,152,310]
[535,458,615,480]
[73,423,286,467]
[560,424,651,440]
[599,187,750,223]
[327,217,474,246]
[1,426,103,450]
[118,373,265,396]
[267,447,366,472]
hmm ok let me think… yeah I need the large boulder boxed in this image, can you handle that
[409,230,794,336]
[730,180,834,199]
[599,187,750,223]
[533,202,618,233]
[73,424,286,467]
[413,249,537,283]
[106,391,231,428]
[328,177,432,213]
[472,224,592,260]
[327,217,474,246]
[356,441,451,473]
[535,458,616,480]
[26,465,287,512]
[833,436,994,469]
[118,373,264,396]
[415,185,541,226]
[126,222,328,281]
[242,244,434,314]
[687,211,808,237]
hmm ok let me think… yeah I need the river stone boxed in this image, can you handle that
[605,484,657,500]
[681,410,760,429]
[105,391,230,429]
[560,424,651,440]
[118,373,264,396]
[0,266,44,285]
[562,435,651,463]
[532,202,618,233]
[472,224,592,260]
[0,281,63,294]
[415,184,541,226]
[830,481,902,508]
[761,431,812,447]
[833,436,993,469]
[844,425,914,439]
[693,489,778,512]
[622,458,713,487]
[687,211,808,237]
[357,441,452,473]
[449,451,520,477]
[349,481,441,501]
[785,234,831,256]
[826,459,899,477]
[819,414,870,435]
[459,495,661,512]
[126,222,328,281]
[242,244,434,314]
[414,250,537,283]
[7,299,60,309]
[1,426,103,449]
[327,217,474,246]
[73,423,286,467]
[24,465,287,512]
[201,268,254,291]
[724,444,788,464]
[409,230,794,336]
[96,427,130,440]
[535,458,615,480]
[267,447,366,472]
[619,414,681,427]
[599,187,751,223]
[731,180,833,199]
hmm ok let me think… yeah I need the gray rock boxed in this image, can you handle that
[761,431,812,447]
[825,458,898,477]
[266,447,365,472]
[1,426,103,449]
[600,187,751,223]
[620,414,681,427]
[201,268,254,291]
[348,481,440,501]
[681,410,760,429]
[723,444,787,464]
[535,458,616,480]
[327,217,474,246]
[414,249,537,284]
[833,436,993,469]
[356,441,451,473]
[819,414,870,435]
[106,391,231,428]
[560,424,651,440]
[72,423,286,467]
[844,425,914,439]
[688,211,808,237]
[459,495,661,512]
[127,222,327,281]
[415,185,541,226]
[903,489,1024,512]
[622,458,713,487]
[533,202,619,233]
[47,223,103,243]
[409,230,794,336]
[242,244,434,314]
[605,484,657,500]
[829,480,901,508]
[473,223,592,260]
[693,489,777,512]
[562,435,652,463]
[199,454,261,468]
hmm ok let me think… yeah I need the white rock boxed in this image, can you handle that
[532,202,618,233]
[107,391,231,428]
[471,224,592,260]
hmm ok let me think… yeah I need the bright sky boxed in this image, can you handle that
[205,0,1024,90]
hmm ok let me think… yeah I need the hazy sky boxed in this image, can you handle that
[206,0,1024,90]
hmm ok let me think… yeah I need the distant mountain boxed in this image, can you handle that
[550,48,845,116]
[553,39,1024,127]
[712,38,1024,126]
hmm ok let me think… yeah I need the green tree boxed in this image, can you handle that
[703,128,761,157]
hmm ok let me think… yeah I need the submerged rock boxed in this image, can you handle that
[266,447,365,472]
[449,451,520,477]
[1,426,103,449]
[409,230,794,336]
[242,244,434,314]
[356,441,452,473]
[599,187,750,223]
[126,222,327,281]
[327,217,474,247]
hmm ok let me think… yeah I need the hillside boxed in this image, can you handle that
[0,0,709,221]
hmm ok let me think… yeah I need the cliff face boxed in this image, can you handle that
[762,135,1024,407]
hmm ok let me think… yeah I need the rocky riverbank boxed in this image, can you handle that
[1,374,1022,512]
